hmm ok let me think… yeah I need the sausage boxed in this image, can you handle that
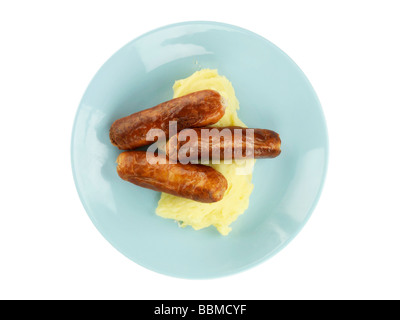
[110,90,225,150]
[116,151,228,203]
[166,126,281,161]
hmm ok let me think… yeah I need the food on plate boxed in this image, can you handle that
[166,126,281,161]
[109,90,225,150]
[110,68,282,235]
[116,151,228,203]
[156,69,258,235]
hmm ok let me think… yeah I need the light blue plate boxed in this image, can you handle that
[71,21,328,279]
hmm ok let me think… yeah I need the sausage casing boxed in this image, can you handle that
[110,90,225,150]
[116,151,228,203]
[166,126,281,161]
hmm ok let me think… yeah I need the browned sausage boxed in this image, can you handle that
[116,151,228,203]
[110,90,225,150]
[166,126,281,161]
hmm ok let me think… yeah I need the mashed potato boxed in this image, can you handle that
[155,69,255,235]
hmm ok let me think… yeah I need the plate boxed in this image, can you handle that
[71,21,328,278]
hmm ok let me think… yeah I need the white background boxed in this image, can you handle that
[1,0,399,300]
